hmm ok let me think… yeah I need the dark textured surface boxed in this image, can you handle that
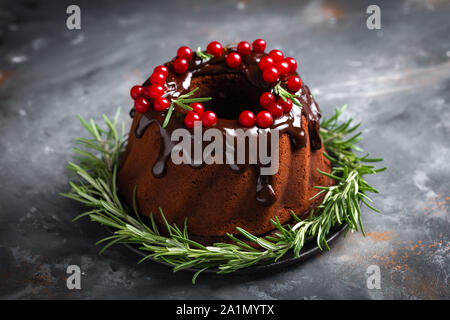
[0,0,449,299]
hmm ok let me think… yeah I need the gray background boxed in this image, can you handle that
[0,0,449,299]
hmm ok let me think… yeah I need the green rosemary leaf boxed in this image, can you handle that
[316,169,343,181]
[178,87,199,99]
[71,209,99,222]
[149,213,160,236]
[173,100,192,110]
[359,195,382,213]
[89,215,123,230]
[98,235,128,255]
[181,97,212,103]
[192,267,208,285]
[226,233,259,251]
[273,82,302,107]
[162,102,175,128]
[137,253,154,264]
[159,209,173,237]
[76,115,97,139]
[236,227,259,242]
[196,47,214,61]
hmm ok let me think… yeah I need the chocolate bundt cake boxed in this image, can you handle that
[118,39,333,244]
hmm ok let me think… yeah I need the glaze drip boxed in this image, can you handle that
[132,49,322,206]
[256,167,277,206]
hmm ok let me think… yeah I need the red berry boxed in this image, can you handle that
[153,97,170,112]
[134,97,150,113]
[268,49,284,63]
[202,110,218,127]
[150,72,166,85]
[153,65,169,77]
[130,85,144,100]
[277,97,293,113]
[252,39,266,53]
[184,112,201,129]
[237,41,251,56]
[226,52,241,68]
[262,67,279,83]
[256,111,273,128]
[239,110,256,127]
[173,58,189,74]
[276,61,290,76]
[190,102,204,115]
[285,57,297,73]
[177,46,193,61]
[258,56,274,70]
[259,92,275,108]
[144,84,164,99]
[287,75,302,92]
[206,41,223,57]
[268,103,284,118]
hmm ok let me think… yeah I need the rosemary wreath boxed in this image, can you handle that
[62,105,385,283]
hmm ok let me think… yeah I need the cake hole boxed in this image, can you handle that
[191,73,264,119]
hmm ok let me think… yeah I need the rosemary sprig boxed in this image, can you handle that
[196,47,214,61]
[273,81,302,107]
[162,87,212,128]
[62,105,384,283]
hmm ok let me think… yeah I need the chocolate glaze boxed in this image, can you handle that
[131,49,322,206]
[256,168,277,206]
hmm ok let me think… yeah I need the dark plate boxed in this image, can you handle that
[105,223,347,274]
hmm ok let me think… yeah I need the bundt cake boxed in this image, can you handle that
[118,39,333,244]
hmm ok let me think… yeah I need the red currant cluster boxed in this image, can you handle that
[238,94,293,129]
[184,102,217,128]
[130,44,219,128]
[130,64,170,113]
[237,39,303,129]
[129,39,303,130]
